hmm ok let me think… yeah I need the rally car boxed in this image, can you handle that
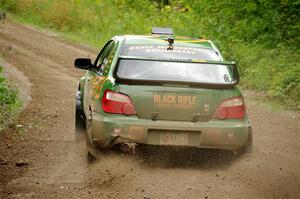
[75,28,252,161]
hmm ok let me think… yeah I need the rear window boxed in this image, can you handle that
[116,59,235,85]
[121,45,221,61]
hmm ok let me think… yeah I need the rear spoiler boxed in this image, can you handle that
[115,56,240,88]
[118,55,236,65]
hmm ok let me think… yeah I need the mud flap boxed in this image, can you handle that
[85,110,105,163]
[86,134,97,163]
[86,132,104,163]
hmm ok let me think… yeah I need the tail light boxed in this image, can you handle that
[213,96,245,119]
[101,90,136,116]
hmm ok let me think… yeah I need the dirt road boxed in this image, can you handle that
[0,19,299,199]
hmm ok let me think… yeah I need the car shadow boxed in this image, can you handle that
[133,145,246,170]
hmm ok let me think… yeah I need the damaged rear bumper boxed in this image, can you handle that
[89,112,251,151]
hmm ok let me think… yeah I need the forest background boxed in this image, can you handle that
[0,0,299,109]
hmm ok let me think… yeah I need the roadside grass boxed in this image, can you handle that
[1,0,299,109]
[228,43,300,109]
[0,66,22,132]
[8,13,100,48]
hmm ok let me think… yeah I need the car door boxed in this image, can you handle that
[83,41,114,115]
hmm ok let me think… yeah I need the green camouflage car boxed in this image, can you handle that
[75,28,252,160]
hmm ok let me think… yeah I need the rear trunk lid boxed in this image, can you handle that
[118,84,240,122]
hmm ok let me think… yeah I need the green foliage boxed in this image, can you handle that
[0,66,21,131]
[1,0,299,109]
[183,0,300,48]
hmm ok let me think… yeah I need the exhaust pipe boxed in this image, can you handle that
[111,135,136,154]
[120,142,136,154]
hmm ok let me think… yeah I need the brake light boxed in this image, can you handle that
[213,97,245,119]
[101,90,136,116]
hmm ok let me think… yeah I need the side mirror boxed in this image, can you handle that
[74,58,92,70]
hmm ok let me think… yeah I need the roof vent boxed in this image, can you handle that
[152,27,173,36]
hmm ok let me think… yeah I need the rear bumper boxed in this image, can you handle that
[89,112,251,150]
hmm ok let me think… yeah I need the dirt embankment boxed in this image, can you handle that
[0,19,299,199]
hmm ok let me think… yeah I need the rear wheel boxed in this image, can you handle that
[75,90,85,141]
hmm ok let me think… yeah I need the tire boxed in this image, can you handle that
[75,90,85,141]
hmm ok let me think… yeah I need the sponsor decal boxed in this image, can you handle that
[90,76,105,99]
[153,94,197,109]
[204,104,210,112]
[128,45,210,55]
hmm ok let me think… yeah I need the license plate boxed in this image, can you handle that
[160,132,188,146]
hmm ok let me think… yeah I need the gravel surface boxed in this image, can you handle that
[0,19,299,199]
